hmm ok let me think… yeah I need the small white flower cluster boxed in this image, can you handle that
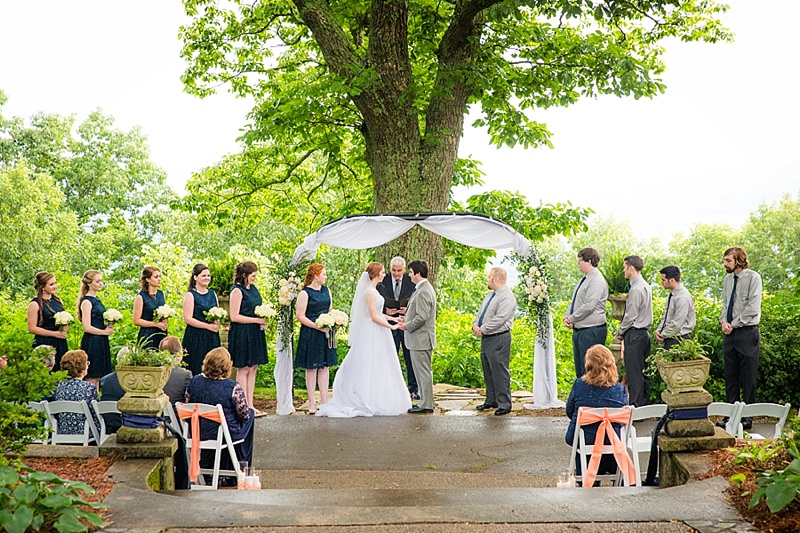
[278,272,304,306]
[155,304,177,320]
[315,309,349,329]
[524,266,549,304]
[53,311,74,327]
[204,306,228,323]
[103,308,123,324]
[254,303,277,319]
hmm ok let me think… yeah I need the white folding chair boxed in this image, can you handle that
[176,402,244,490]
[163,401,183,437]
[707,402,743,435]
[628,404,668,477]
[27,401,51,444]
[735,402,791,439]
[44,400,100,446]
[569,406,638,487]
[91,400,120,445]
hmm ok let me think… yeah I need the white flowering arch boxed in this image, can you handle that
[274,213,563,415]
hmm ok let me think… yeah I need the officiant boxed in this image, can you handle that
[377,256,419,400]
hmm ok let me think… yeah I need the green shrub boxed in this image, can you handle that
[0,465,106,533]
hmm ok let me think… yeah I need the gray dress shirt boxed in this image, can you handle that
[719,268,762,327]
[473,284,517,335]
[565,267,608,328]
[656,284,696,338]
[618,275,653,334]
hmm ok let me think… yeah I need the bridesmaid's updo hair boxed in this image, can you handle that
[33,271,63,325]
[202,347,232,379]
[188,263,210,291]
[140,266,161,293]
[234,261,258,286]
[304,263,325,286]
[365,262,384,280]
[77,270,102,320]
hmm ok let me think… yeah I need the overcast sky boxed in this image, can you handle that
[2,1,798,243]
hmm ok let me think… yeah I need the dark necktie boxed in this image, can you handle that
[726,275,739,323]
[478,292,496,327]
[569,277,586,315]
[659,293,672,333]
[394,279,401,300]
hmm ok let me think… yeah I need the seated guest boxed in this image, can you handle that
[186,347,254,469]
[159,336,193,406]
[54,349,100,436]
[565,344,629,478]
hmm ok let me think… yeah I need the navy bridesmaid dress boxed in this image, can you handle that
[31,297,69,372]
[294,286,338,369]
[227,284,268,368]
[80,295,112,378]
[137,290,167,350]
[182,289,222,376]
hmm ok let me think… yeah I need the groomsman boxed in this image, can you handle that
[654,265,696,350]
[615,255,652,407]
[472,267,517,416]
[720,246,762,430]
[563,247,608,378]
[377,256,419,399]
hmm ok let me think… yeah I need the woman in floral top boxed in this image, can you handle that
[187,347,254,467]
[54,349,100,436]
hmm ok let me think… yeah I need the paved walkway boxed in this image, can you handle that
[102,411,756,533]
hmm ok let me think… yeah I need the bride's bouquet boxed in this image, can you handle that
[315,309,349,349]
[53,311,74,330]
[155,304,177,321]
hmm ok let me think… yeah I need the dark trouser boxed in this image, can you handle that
[723,326,760,406]
[663,334,691,351]
[392,328,417,393]
[624,328,651,407]
[480,331,512,410]
[572,325,607,378]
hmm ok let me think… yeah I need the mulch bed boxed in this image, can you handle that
[699,447,800,533]
[23,456,115,504]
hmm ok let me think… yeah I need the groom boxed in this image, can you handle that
[399,260,437,414]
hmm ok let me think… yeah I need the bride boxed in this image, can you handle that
[316,262,412,418]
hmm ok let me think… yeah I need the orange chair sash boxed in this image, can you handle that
[577,407,637,487]
[177,405,223,482]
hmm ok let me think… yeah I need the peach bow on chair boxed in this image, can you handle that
[578,406,637,487]
[177,404,222,482]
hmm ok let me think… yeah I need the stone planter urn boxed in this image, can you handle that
[607,294,627,321]
[656,356,711,393]
[116,365,171,444]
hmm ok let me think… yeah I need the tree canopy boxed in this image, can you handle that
[180,0,731,270]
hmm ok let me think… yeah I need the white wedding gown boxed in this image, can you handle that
[316,287,412,418]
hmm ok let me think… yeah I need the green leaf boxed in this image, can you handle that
[12,483,39,504]
[730,473,746,484]
[54,510,90,533]
[0,504,34,533]
[39,494,73,508]
[0,465,19,485]
[764,479,798,513]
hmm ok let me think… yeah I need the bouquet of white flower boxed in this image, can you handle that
[315,309,348,348]
[155,304,177,321]
[53,311,74,329]
[315,313,335,329]
[203,306,229,324]
[329,309,349,328]
[254,303,277,319]
[103,308,123,324]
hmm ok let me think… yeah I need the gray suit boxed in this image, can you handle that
[404,279,437,409]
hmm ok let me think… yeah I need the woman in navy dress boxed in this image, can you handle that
[228,261,268,413]
[78,270,114,389]
[182,263,221,376]
[27,271,69,372]
[133,266,168,350]
[294,263,338,414]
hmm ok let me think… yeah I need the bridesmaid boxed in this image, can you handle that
[182,263,221,376]
[78,270,114,389]
[133,266,168,350]
[294,263,338,414]
[228,261,268,413]
[27,271,69,371]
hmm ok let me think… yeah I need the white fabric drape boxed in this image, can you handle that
[526,313,565,409]
[278,214,559,415]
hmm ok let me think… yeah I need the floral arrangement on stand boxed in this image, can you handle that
[275,261,308,351]
[516,252,551,348]
[314,309,349,348]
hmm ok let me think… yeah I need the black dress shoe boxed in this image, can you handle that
[410,392,420,401]
[408,405,433,414]
[475,403,498,411]
[494,408,511,416]
[742,418,753,431]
